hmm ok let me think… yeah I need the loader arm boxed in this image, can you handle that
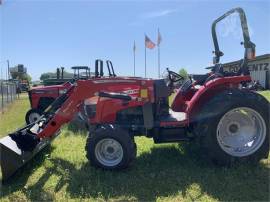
[37,79,148,139]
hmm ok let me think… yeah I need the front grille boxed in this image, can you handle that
[28,91,33,107]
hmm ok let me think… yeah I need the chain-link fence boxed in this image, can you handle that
[0,81,18,112]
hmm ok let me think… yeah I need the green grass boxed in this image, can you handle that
[0,94,30,138]
[260,90,270,100]
[0,91,269,201]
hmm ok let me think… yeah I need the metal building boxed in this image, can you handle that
[222,54,270,89]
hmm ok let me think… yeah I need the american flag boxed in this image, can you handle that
[145,35,156,49]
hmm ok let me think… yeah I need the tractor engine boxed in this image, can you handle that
[82,79,171,129]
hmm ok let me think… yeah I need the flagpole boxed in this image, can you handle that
[158,44,160,78]
[133,41,136,76]
[144,39,146,78]
[134,50,135,76]
[157,28,161,78]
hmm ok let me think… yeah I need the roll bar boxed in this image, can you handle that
[212,7,256,68]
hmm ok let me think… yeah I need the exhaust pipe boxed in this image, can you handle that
[0,124,60,182]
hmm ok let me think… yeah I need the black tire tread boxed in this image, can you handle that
[193,89,269,165]
[85,125,136,170]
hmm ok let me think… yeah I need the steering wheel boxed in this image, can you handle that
[166,68,185,84]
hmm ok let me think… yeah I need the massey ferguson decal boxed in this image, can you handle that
[122,89,139,95]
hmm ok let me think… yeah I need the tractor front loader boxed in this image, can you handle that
[1,7,269,182]
[0,77,154,181]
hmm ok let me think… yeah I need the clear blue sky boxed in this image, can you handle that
[0,0,270,80]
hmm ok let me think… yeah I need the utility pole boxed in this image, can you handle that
[7,60,10,80]
[0,61,2,80]
[6,64,8,81]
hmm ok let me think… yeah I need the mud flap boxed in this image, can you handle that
[0,133,59,182]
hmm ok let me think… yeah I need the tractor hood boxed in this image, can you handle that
[30,82,72,93]
[31,84,64,91]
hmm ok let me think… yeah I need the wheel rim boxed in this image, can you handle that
[29,112,41,123]
[95,138,123,167]
[217,107,266,157]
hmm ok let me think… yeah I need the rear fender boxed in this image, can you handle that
[186,76,251,124]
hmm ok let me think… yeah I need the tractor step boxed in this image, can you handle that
[153,127,190,143]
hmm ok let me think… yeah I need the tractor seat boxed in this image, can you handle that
[159,109,187,127]
[171,80,193,112]
[160,109,186,122]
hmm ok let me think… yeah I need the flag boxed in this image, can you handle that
[145,35,156,49]
[133,41,136,52]
[157,29,162,46]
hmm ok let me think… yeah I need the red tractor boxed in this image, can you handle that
[0,8,269,181]
[25,60,116,124]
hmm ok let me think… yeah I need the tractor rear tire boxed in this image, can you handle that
[194,89,269,166]
[85,125,137,170]
[25,109,43,124]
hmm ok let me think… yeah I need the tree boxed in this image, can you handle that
[40,72,55,81]
[22,73,32,83]
[10,71,32,83]
[40,70,73,81]
[179,68,188,80]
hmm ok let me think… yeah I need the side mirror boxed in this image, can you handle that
[246,47,256,60]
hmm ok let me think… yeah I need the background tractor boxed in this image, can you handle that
[25,59,116,124]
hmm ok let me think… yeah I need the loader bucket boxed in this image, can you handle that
[0,133,56,182]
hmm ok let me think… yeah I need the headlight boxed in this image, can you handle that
[59,89,67,95]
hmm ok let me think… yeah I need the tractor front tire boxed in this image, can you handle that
[25,108,43,124]
[194,89,269,166]
[85,125,137,170]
